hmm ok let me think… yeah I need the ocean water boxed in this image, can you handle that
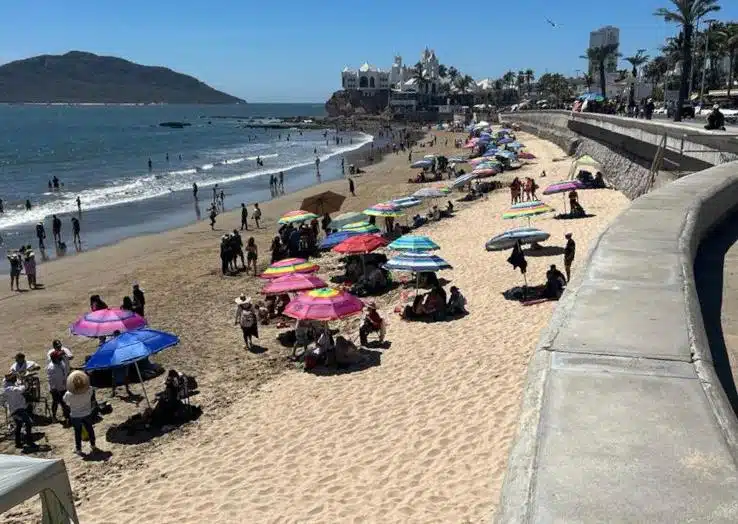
[0,104,374,269]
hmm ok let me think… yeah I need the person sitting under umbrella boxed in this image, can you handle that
[447,286,467,315]
[359,302,385,346]
[543,265,567,300]
[149,370,187,426]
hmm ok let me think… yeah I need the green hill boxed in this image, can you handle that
[0,51,245,104]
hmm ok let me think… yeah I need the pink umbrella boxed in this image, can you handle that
[70,308,147,337]
[283,288,364,321]
[261,273,327,294]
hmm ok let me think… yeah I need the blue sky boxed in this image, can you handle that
[2,0,737,102]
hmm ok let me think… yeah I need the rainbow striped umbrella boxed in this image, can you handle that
[364,202,404,218]
[261,273,327,294]
[260,257,320,279]
[502,200,554,225]
[278,210,320,225]
[388,235,440,252]
[430,183,452,194]
[284,287,364,321]
[341,221,381,234]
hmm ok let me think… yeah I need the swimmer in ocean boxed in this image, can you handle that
[148,158,153,171]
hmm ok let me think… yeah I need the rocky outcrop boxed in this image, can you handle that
[325,90,389,117]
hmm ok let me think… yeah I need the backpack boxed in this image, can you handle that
[239,307,255,328]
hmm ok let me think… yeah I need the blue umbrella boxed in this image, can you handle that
[85,328,179,408]
[498,137,514,144]
[390,196,423,209]
[320,230,360,249]
[482,149,499,157]
[411,160,432,169]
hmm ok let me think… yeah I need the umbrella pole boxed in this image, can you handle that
[134,360,152,410]
[562,193,567,214]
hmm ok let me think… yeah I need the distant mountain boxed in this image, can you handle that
[0,51,245,104]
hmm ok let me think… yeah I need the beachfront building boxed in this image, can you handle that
[588,26,620,76]
[341,63,390,92]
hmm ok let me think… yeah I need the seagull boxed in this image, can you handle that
[546,18,559,28]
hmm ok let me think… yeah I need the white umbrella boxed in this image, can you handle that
[451,173,477,189]
[413,187,448,199]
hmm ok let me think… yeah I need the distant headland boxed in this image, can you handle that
[0,51,245,104]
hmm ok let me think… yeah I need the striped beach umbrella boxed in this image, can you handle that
[390,197,422,209]
[364,202,404,218]
[328,211,366,230]
[485,227,550,251]
[430,182,452,195]
[341,221,381,234]
[451,174,477,188]
[383,252,452,272]
[70,308,147,338]
[283,287,364,321]
[261,273,327,294]
[278,210,319,225]
[542,180,585,195]
[388,235,440,252]
[502,201,554,225]
[260,257,320,279]
[412,187,448,199]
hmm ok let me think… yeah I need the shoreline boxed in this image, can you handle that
[1,129,630,523]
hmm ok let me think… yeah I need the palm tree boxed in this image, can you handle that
[644,56,670,90]
[581,44,621,100]
[502,70,516,89]
[654,0,721,121]
[455,74,474,94]
[412,62,429,107]
[525,69,535,94]
[723,23,738,97]
[625,49,650,107]
[517,70,526,95]
[447,66,459,83]
[583,72,594,92]
[438,64,448,78]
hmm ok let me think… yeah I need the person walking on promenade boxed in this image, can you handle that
[564,233,576,282]
[241,203,249,230]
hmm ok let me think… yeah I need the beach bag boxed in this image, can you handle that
[239,308,255,328]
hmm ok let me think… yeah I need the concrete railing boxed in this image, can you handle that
[495,161,738,523]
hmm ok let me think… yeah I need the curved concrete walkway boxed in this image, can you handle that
[495,161,738,523]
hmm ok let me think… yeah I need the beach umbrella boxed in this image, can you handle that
[412,187,448,199]
[84,328,179,409]
[423,154,437,159]
[543,180,585,213]
[364,202,404,218]
[502,200,554,226]
[429,182,452,194]
[496,150,517,160]
[261,273,327,294]
[341,221,381,234]
[389,197,422,209]
[448,156,468,163]
[518,151,536,159]
[278,210,320,225]
[485,227,551,251]
[388,235,440,252]
[320,230,360,249]
[70,308,147,338]
[451,173,477,188]
[328,211,366,230]
[284,288,364,321]
[383,252,453,292]
[260,257,320,279]
[472,167,500,178]
[411,159,433,169]
[333,234,387,254]
[300,191,345,215]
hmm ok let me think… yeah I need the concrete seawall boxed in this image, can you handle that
[494,153,738,520]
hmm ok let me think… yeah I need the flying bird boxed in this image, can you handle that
[546,18,559,28]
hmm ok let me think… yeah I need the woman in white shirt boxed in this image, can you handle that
[46,351,70,421]
[63,371,99,456]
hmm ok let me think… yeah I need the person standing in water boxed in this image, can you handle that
[315,156,320,177]
[0,199,4,214]
[166,153,170,162]
[71,217,81,248]
[36,222,46,250]
[52,215,62,244]
[148,158,153,171]
[192,182,198,200]
[212,184,219,204]
[25,200,32,211]
[279,171,284,193]
[76,196,82,214]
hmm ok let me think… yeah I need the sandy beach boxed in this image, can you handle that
[1,130,629,523]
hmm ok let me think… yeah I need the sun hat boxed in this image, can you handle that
[66,370,90,395]
[234,294,251,306]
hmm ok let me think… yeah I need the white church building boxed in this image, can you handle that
[341,48,442,94]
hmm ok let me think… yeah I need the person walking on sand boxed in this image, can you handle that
[220,189,226,210]
[212,184,219,204]
[52,214,62,244]
[47,350,70,422]
[348,178,355,196]
[341,157,345,175]
[7,251,22,291]
[64,371,101,456]
[563,233,576,282]
[234,294,258,350]
[71,217,81,248]
[253,203,262,229]
[245,237,258,275]
[23,250,37,289]
[279,171,284,193]
[209,204,217,230]
[241,203,249,230]
[315,156,321,177]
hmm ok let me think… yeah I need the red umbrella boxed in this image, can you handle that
[332,234,388,255]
